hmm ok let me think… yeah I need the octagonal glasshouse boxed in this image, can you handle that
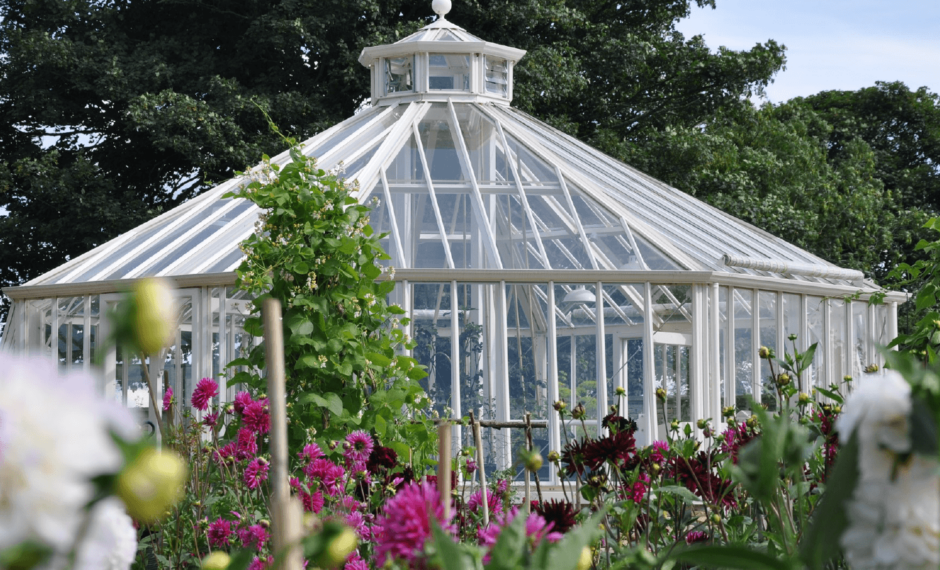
[0,11,904,484]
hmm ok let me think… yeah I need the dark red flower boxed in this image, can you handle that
[670,451,736,508]
[602,413,637,434]
[719,424,758,465]
[582,430,636,470]
[561,439,590,477]
[534,499,578,535]
[367,445,398,474]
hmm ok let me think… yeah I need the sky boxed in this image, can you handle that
[674,0,940,103]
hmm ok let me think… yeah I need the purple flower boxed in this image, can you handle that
[465,459,478,474]
[236,427,258,460]
[375,482,455,566]
[467,489,503,516]
[243,398,270,434]
[247,556,272,570]
[299,443,324,462]
[233,391,253,414]
[344,431,374,463]
[479,509,561,556]
[203,411,219,428]
[345,552,368,570]
[191,377,219,411]
[686,530,709,545]
[244,458,269,490]
[162,386,174,412]
[238,524,270,551]
[208,517,233,547]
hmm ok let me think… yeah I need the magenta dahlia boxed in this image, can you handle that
[207,517,233,547]
[233,391,253,414]
[236,427,258,460]
[299,443,324,462]
[467,489,503,516]
[203,411,219,428]
[242,398,270,434]
[686,530,709,545]
[238,524,270,551]
[344,430,374,463]
[162,386,174,412]
[375,481,455,566]
[191,377,219,410]
[345,551,368,570]
[244,458,269,490]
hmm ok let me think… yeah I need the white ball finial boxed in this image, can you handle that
[432,0,451,18]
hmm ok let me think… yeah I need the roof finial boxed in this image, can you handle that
[432,0,452,19]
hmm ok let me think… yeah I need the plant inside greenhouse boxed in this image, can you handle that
[1,1,938,569]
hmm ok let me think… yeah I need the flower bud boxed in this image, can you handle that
[656,388,667,402]
[833,405,842,414]
[798,392,811,404]
[746,415,758,428]
[788,333,798,341]
[864,363,879,373]
[615,386,626,396]
[843,375,853,383]
[576,547,593,570]
[696,418,709,430]
[670,419,679,431]
[201,551,231,570]
[548,451,560,463]
[116,448,187,523]
[777,373,790,386]
[315,525,358,569]
[710,513,721,524]
[572,403,586,420]
[722,406,735,418]
[132,278,176,354]
[524,452,543,472]
[758,346,770,359]
[652,463,662,474]
[553,400,567,412]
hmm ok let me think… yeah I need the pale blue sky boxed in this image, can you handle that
[675,0,940,102]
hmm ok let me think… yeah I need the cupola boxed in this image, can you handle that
[358,0,526,105]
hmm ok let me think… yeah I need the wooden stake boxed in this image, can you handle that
[469,411,489,526]
[262,298,303,570]
[525,412,544,505]
[524,413,531,514]
[438,422,452,519]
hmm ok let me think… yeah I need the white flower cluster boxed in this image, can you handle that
[836,370,940,569]
[0,355,139,569]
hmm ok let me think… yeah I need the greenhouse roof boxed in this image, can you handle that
[12,4,880,297]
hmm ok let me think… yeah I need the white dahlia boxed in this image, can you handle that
[0,354,136,556]
[837,370,940,569]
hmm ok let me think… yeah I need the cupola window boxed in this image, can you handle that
[385,56,414,94]
[429,54,471,91]
[484,56,509,97]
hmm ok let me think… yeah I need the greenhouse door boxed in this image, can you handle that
[653,332,692,441]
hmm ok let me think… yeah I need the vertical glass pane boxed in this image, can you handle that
[830,299,847,390]
[429,54,471,91]
[385,56,414,94]
[418,104,466,182]
[114,344,125,405]
[853,301,868,379]
[485,56,508,96]
[555,283,598,440]
[807,296,826,390]
[758,292,777,411]
[679,346,690,422]
[180,300,194,404]
[625,338,644,420]
[490,192,545,270]
[127,353,148,409]
[733,289,753,410]
[783,294,801,351]
[413,283,454,417]
[719,287,729,408]
[874,304,889,355]
[90,296,99,363]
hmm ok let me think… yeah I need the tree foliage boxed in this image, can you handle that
[0,0,784,300]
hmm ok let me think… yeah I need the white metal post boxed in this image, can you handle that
[888,301,899,349]
[725,287,735,409]
[546,282,561,468]
[822,297,831,391]
[596,282,608,431]
[710,283,721,422]
[751,288,760,405]
[690,284,706,429]
[450,280,462,450]
[496,281,511,469]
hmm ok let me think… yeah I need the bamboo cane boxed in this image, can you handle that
[469,411,489,526]
[438,423,452,519]
[262,298,303,570]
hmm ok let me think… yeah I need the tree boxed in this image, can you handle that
[621,100,898,277]
[0,0,785,319]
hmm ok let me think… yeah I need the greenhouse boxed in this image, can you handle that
[0,3,904,481]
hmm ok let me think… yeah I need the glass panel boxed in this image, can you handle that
[806,296,825,389]
[179,300,194,404]
[456,282,489,440]
[653,284,691,330]
[505,135,558,185]
[490,192,545,270]
[485,56,509,97]
[719,287,729,408]
[413,283,455,417]
[830,299,847,391]
[783,294,801,351]
[625,338,645,420]
[206,248,245,274]
[853,301,867,379]
[429,54,471,91]
[453,105,507,185]
[417,104,467,182]
[506,284,549,424]
[526,194,591,270]
[555,283,598,440]
[114,344,125,405]
[169,214,255,276]
[340,141,381,178]
[874,304,889,358]
[385,133,425,183]
[385,56,414,94]
[70,219,175,283]
[127,353,149,409]
[733,289,753,410]
[387,175,451,269]
[758,292,777,411]
[310,106,384,160]
[90,296,99,363]
[318,107,404,171]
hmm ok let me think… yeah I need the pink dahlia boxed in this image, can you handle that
[191,377,219,411]
[467,489,503,516]
[207,517,233,548]
[233,391,253,414]
[162,386,174,412]
[243,398,270,434]
[629,472,650,503]
[346,511,368,540]
[306,458,344,488]
[478,508,561,549]
[651,440,670,464]
[238,524,270,551]
[686,531,709,545]
[215,442,236,464]
[300,489,324,514]
[203,411,220,428]
[299,443,324,462]
[247,556,272,570]
[236,427,258,460]
[375,481,455,566]
[244,458,270,490]
[344,431,374,463]
[345,551,368,570]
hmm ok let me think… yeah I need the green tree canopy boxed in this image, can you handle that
[0,0,785,310]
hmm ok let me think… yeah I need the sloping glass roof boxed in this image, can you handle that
[23,9,873,290]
